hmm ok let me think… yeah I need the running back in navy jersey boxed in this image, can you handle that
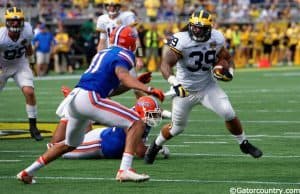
[76,46,136,98]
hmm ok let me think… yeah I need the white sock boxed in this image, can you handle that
[155,132,167,146]
[25,156,46,175]
[119,152,133,171]
[26,104,37,118]
[235,131,246,144]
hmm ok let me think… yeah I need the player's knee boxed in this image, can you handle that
[223,110,235,121]
[169,122,186,136]
[132,119,146,133]
[22,86,35,98]
[217,105,235,121]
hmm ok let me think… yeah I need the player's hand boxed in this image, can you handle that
[213,67,233,82]
[167,75,189,97]
[137,72,152,84]
[61,86,71,97]
[173,84,189,97]
[147,87,165,102]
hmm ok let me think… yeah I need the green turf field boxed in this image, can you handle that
[1,68,300,194]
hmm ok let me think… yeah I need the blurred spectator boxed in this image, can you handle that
[73,0,89,9]
[229,5,245,22]
[144,0,160,22]
[57,6,68,21]
[54,23,73,74]
[248,4,261,22]
[32,24,56,76]
[80,19,96,64]
[286,22,298,66]
[137,24,147,57]
[144,22,161,71]
[33,21,42,36]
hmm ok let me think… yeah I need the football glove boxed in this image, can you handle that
[173,84,189,97]
[147,87,165,102]
[137,72,152,84]
[167,76,189,97]
[61,86,71,97]
[213,67,234,82]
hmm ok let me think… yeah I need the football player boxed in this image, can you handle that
[17,25,164,184]
[0,7,42,141]
[54,95,170,159]
[96,0,144,69]
[144,10,263,165]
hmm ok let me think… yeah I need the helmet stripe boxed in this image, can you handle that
[113,25,126,46]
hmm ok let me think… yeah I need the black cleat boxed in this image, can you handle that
[30,127,43,141]
[144,140,162,164]
[240,140,263,158]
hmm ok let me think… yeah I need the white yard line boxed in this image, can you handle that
[171,153,300,158]
[183,141,228,144]
[1,175,299,185]
[0,150,299,159]
[0,160,21,162]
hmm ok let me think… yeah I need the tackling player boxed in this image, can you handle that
[144,10,263,164]
[0,7,42,141]
[96,0,144,69]
[48,94,170,160]
[17,25,164,184]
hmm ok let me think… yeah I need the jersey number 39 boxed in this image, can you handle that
[169,36,216,72]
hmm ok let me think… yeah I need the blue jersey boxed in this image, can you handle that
[100,125,151,158]
[76,46,135,98]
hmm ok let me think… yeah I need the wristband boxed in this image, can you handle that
[167,75,179,86]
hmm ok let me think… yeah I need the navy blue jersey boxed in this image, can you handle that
[76,46,135,98]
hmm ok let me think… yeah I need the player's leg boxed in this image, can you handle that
[144,95,196,164]
[76,90,150,182]
[62,128,104,159]
[87,93,149,181]
[50,118,68,144]
[17,96,90,184]
[14,64,43,141]
[202,83,262,158]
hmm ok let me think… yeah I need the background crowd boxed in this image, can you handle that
[1,0,300,75]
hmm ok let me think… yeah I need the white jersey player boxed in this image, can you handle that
[96,0,144,69]
[0,7,42,141]
[96,10,137,49]
[144,9,263,164]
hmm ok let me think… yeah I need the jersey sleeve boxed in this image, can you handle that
[166,32,184,57]
[96,15,107,33]
[121,11,138,26]
[23,22,34,45]
[114,50,136,70]
[213,30,226,54]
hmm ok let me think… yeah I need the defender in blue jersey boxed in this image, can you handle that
[60,96,169,160]
[17,26,165,184]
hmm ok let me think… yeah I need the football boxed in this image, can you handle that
[212,59,233,81]
[213,59,229,72]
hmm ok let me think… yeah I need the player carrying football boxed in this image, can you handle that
[144,9,263,164]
